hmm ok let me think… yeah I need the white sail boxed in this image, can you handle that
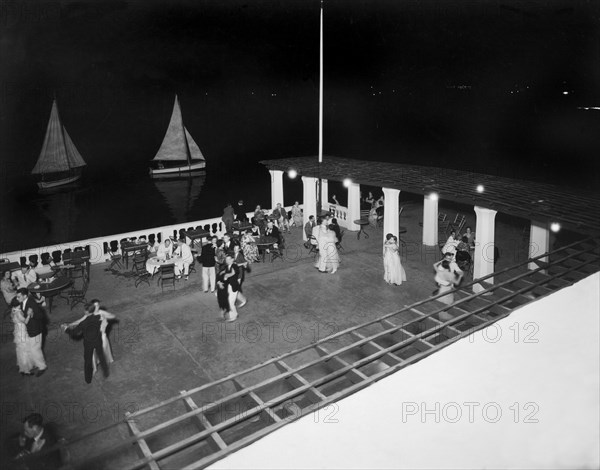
[184,127,205,162]
[153,95,204,163]
[32,100,86,175]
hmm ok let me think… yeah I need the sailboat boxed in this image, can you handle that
[149,95,206,177]
[31,99,87,189]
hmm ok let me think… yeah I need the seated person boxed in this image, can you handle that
[147,238,159,254]
[12,263,37,289]
[464,226,476,248]
[250,222,261,237]
[173,239,194,280]
[34,258,53,276]
[272,203,290,233]
[240,229,259,263]
[456,235,470,254]
[441,230,459,257]
[156,239,173,260]
[264,220,281,245]
[455,236,472,268]
[1,269,17,305]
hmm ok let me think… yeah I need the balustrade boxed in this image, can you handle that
[0,206,301,266]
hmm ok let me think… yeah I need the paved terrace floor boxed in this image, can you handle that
[0,199,572,467]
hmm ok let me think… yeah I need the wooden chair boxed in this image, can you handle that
[271,236,285,262]
[188,258,197,275]
[66,280,88,310]
[70,259,86,280]
[159,264,176,292]
[336,230,345,252]
[108,249,123,270]
[454,216,467,235]
[307,235,319,256]
[132,258,151,288]
[360,209,370,221]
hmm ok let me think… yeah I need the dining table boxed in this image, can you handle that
[0,261,21,273]
[145,256,185,278]
[183,229,211,251]
[255,235,278,262]
[121,242,149,269]
[353,219,370,240]
[232,221,253,234]
[28,277,73,313]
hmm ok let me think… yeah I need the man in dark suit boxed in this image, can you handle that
[16,288,47,376]
[15,413,60,469]
[222,233,236,255]
[304,215,316,237]
[63,306,108,384]
[264,220,281,244]
[329,217,342,241]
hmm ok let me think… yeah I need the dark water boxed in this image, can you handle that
[1,92,599,253]
[0,163,305,253]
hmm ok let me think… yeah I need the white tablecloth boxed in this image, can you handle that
[145,256,185,275]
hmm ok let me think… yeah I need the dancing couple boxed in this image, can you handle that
[313,216,340,274]
[62,299,117,384]
[383,233,407,285]
[216,254,247,322]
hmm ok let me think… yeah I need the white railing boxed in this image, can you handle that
[0,206,301,266]
[328,204,350,228]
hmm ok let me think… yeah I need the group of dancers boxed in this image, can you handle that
[9,291,117,384]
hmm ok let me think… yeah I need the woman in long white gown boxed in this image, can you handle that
[10,299,34,375]
[315,221,340,274]
[383,234,407,285]
[67,300,116,374]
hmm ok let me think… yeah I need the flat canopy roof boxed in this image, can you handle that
[260,156,600,236]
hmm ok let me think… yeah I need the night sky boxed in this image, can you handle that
[1,0,599,190]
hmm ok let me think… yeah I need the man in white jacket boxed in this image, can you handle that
[174,239,194,280]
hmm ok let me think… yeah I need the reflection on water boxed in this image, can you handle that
[1,163,277,252]
[152,173,206,224]
[34,189,81,246]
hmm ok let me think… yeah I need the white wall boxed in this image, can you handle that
[210,273,600,469]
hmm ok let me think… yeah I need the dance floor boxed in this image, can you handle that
[0,201,596,468]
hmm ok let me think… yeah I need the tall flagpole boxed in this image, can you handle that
[316,0,324,216]
[319,0,323,164]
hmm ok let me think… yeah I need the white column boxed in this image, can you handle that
[473,206,497,293]
[321,179,329,209]
[302,176,318,241]
[528,220,550,273]
[347,182,361,231]
[269,169,284,210]
[422,194,438,246]
[382,187,400,243]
